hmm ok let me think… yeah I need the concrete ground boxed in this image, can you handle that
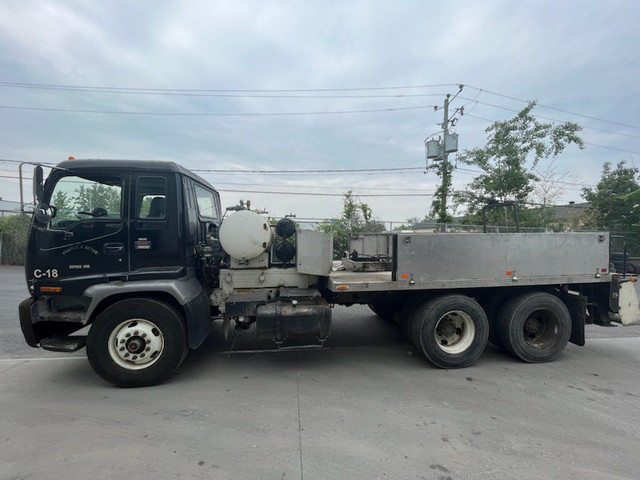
[2,265,640,479]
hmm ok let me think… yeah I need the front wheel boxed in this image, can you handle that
[410,294,489,369]
[87,298,188,387]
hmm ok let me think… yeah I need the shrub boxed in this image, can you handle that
[0,214,30,265]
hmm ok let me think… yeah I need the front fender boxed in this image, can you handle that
[84,275,212,348]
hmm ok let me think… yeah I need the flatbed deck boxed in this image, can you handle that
[327,270,612,293]
[327,232,614,293]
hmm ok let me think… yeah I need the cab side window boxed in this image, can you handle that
[136,177,167,219]
[49,175,122,228]
[194,184,220,220]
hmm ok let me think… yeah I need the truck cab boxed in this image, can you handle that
[20,159,223,386]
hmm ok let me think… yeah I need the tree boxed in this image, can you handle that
[582,161,640,231]
[74,184,121,215]
[317,191,386,258]
[457,102,584,217]
[528,159,582,228]
[428,162,454,224]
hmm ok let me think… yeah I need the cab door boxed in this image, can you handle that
[129,173,185,279]
[29,172,129,294]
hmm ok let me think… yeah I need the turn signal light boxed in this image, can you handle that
[336,285,349,291]
[40,286,62,293]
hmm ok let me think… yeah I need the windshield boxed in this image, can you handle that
[48,174,122,228]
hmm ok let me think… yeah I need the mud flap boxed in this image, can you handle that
[561,292,587,347]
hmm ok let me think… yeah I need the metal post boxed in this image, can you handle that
[440,94,450,223]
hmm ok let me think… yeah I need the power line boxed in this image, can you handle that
[463,113,640,156]
[460,98,640,139]
[218,188,435,197]
[583,143,640,156]
[0,160,597,189]
[455,167,596,189]
[0,83,449,99]
[463,85,640,131]
[0,81,460,93]
[192,166,424,174]
[4,80,639,133]
[211,180,437,192]
[0,104,437,117]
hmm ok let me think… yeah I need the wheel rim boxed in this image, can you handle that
[107,319,164,370]
[434,310,475,354]
[522,309,558,350]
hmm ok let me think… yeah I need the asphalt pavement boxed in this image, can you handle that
[2,265,640,479]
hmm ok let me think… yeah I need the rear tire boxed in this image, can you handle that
[87,298,188,387]
[367,302,396,323]
[411,294,489,369]
[496,292,571,363]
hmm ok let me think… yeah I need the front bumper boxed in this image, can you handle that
[18,297,85,348]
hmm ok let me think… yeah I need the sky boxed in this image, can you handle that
[0,0,639,226]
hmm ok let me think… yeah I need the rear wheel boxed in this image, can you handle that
[410,294,489,369]
[87,298,188,387]
[497,292,571,363]
[367,302,396,323]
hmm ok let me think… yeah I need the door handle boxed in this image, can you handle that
[103,243,125,255]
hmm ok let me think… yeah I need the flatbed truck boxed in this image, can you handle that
[17,159,640,386]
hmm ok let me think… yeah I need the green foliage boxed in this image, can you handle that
[582,161,640,255]
[139,197,153,217]
[316,190,386,258]
[74,184,121,215]
[0,214,31,265]
[428,162,454,223]
[51,191,70,211]
[457,101,584,214]
[582,161,640,230]
[392,216,428,231]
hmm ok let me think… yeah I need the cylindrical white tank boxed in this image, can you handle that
[219,210,274,260]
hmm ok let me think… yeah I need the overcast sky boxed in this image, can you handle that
[1,0,639,224]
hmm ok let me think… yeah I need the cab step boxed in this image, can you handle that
[40,336,86,352]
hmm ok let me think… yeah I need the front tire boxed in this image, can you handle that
[410,294,489,369]
[87,298,188,387]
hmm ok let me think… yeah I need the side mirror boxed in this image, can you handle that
[33,165,44,203]
[33,202,54,227]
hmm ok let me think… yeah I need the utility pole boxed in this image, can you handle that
[425,87,461,224]
[440,94,450,223]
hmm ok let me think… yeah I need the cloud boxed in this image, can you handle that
[0,0,638,222]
